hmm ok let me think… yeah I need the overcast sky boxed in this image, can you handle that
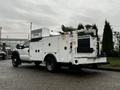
[0,0,120,38]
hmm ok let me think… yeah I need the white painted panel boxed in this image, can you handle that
[19,48,30,60]
[43,36,59,53]
[30,41,43,61]
[58,35,69,62]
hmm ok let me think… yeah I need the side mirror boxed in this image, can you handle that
[16,44,25,49]
[20,45,25,49]
[16,44,20,49]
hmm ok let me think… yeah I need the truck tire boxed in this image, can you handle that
[46,56,57,72]
[12,52,21,67]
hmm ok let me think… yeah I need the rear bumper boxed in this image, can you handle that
[71,57,107,65]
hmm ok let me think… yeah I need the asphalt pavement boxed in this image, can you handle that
[0,60,120,90]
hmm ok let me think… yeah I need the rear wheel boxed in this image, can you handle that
[46,57,57,72]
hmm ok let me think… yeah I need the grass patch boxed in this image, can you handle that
[101,57,120,69]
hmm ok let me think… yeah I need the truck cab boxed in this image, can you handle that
[15,41,30,61]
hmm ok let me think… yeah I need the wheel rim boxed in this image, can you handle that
[12,58,17,66]
[46,61,54,71]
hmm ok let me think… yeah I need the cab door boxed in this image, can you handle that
[17,41,30,60]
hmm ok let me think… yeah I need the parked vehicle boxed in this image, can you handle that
[0,50,6,60]
[11,27,107,72]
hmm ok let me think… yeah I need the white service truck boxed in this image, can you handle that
[11,27,107,72]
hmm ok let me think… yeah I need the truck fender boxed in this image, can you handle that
[11,51,20,60]
[44,54,57,62]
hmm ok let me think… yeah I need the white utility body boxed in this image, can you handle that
[12,27,107,72]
